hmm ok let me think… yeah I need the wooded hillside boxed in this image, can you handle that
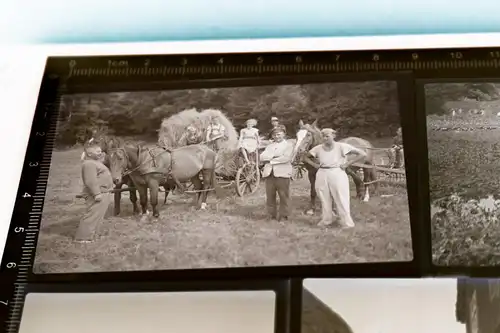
[55,81,400,147]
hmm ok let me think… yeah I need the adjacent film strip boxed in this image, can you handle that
[3,47,500,333]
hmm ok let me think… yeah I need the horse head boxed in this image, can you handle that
[295,119,322,161]
[108,144,138,185]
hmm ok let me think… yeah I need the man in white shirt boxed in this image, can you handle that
[259,127,294,221]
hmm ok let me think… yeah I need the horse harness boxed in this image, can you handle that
[110,146,184,191]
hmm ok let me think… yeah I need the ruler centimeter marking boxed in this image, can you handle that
[62,59,500,79]
[1,77,60,333]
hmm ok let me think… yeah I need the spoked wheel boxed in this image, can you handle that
[235,163,260,197]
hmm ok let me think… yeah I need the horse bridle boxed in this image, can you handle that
[108,147,134,177]
[295,131,314,164]
[108,146,176,179]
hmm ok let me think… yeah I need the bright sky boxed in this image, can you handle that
[304,278,465,333]
[19,291,276,333]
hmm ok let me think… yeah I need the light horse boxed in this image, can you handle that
[108,142,219,220]
[82,135,140,216]
[295,120,378,215]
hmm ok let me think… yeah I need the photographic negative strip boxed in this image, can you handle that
[424,81,500,267]
[19,290,276,333]
[33,78,414,275]
[302,278,468,333]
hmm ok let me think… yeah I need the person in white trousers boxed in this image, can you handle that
[305,128,367,228]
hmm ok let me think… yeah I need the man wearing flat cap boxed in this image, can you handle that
[268,116,286,141]
[259,126,294,221]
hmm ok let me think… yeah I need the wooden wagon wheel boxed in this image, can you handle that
[235,163,260,197]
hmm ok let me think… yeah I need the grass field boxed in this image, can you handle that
[34,143,412,274]
[428,116,500,266]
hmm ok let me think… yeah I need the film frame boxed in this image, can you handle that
[3,46,500,333]
[25,60,423,281]
[17,278,297,333]
[417,77,500,274]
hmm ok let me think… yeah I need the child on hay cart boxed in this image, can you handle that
[238,118,261,164]
[389,127,404,169]
[205,115,227,152]
[179,124,204,146]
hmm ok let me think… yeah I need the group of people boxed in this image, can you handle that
[177,115,227,152]
[259,122,367,228]
[74,114,405,242]
[258,119,404,228]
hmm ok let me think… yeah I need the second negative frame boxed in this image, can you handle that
[34,78,414,274]
[425,81,500,267]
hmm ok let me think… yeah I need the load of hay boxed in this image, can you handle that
[158,108,240,177]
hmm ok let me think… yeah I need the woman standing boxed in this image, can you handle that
[304,128,367,228]
[238,118,260,164]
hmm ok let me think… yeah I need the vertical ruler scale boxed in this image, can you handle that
[0,74,60,333]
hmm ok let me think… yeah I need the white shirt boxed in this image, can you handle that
[309,142,356,168]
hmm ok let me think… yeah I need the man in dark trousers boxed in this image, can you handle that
[259,127,294,221]
[75,143,114,243]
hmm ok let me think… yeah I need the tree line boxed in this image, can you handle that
[55,81,401,148]
[425,83,500,115]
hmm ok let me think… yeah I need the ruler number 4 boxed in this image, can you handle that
[0,300,8,306]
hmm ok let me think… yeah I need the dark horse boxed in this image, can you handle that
[108,143,219,220]
[83,135,140,216]
[295,120,378,215]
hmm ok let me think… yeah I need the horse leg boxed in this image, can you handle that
[190,175,203,209]
[129,187,140,215]
[125,177,140,215]
[136,184,149,218]
[200,172,209,210]
[113,183,123,216]
[368,164,378,196]
[346,167,364,201]
[306,169,317,215]
[162,183,171,205]
[362,168,371,202]
[147,177,161,218]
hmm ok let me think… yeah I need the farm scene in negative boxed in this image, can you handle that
[426,82,500,266]
[33,81,413,274]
